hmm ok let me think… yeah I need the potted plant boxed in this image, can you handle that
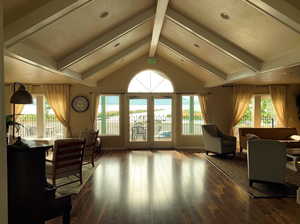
[6,115,23,144]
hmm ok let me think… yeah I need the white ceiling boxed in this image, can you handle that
[3,0,300,87]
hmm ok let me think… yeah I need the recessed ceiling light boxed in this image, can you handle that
[100,11,109,18]
[220,12,230,20]
[114,43,120,48]
[194,43,200,48]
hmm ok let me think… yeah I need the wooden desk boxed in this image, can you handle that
[7,140,71,224]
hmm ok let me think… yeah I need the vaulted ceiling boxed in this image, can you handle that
[3,0,300,87]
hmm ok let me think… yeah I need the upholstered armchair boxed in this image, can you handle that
[247,139,286,186]
[46,139,85,187]
[201,124,236,156]
[80,129,99,167]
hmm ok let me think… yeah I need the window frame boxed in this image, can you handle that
[180,94,204,136]
[18,94,66,139]
[258,94,278,128]
[236,94,278,129]
[128,70,174,93]
[97,94,121,137]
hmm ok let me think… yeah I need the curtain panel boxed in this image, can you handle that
[43,84,72,137]
[91,93,99,130]
[269,85,288,127]
[199,94,210,124]
[231,85,253,134]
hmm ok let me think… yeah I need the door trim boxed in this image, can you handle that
[125,93,175,149]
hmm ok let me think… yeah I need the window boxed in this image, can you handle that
[44,99,65,139]
[18,95,65,139]
[97,95,120,136]
[260,95,278,127]
[182,95,204,135]
[128,70,174,93]
[18,97,38,138]
[235,95,278,134]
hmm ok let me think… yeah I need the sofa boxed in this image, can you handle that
[247,139,286,186]
[202,124,236,156]
[238,128,300,152]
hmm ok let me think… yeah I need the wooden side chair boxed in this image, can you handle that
[80,129,99,167]
[46,139,85,187]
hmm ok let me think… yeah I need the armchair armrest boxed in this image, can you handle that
[206,135,222,141]
[222,135,236,142]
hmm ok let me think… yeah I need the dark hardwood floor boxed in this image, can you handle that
[48,151,299,224]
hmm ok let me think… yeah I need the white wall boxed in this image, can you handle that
[0,1,8,223]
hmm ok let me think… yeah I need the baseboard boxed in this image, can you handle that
[102,146,205,152]
[175,146,205,152]
[102,147,127,151]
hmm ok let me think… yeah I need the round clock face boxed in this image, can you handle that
[71,96,89,112]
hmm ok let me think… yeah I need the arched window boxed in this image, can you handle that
[128,70,174,93]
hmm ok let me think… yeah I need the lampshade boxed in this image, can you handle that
[10,84,33,104]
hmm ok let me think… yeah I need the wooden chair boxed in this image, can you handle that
[80,129,99,167]
[46,139,85,187]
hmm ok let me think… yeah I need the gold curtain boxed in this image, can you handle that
[9,84,32,117]
[231,85,253,134]
[43,84,72,137]
[269,85,288,127]
[199,94,210,123]
[90,93,99,130]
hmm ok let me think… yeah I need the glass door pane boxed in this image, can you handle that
[129,98,148,142]
[154,98,172,142]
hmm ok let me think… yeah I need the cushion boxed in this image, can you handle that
[290,135,300,141]
[246,133,260,141]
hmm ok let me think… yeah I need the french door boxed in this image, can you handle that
[125,94,174,149]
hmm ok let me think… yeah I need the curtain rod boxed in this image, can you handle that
[98,92,212,95]
[4,84,71,87]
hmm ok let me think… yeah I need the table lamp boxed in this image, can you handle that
[10,82,33,140]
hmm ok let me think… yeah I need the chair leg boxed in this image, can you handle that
[91,154,95,167]
[63,210,71,224]
[249,180,253,187]
[80,169,83,185]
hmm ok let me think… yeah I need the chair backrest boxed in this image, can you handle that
[202,124,219,137]
[247,139,286,183]
[80,129,99,147]
[53,139,85,177]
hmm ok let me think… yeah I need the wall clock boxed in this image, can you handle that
[71,96,89,112]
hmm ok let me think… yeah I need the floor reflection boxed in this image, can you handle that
[127,152,149,210]
[96,151,208,215]
[67,151,297,224]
